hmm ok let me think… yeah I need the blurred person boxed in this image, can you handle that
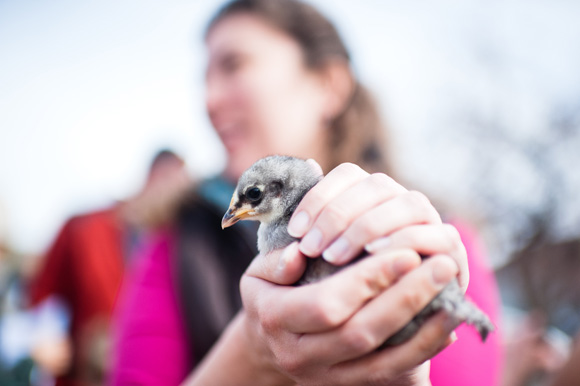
[501,312,568,386]
[549,331,580,386]
[0,207,36,385]
[497,236,580,386]
[0,202,71,385]
[28,149,190,386]
[111,1,502,385]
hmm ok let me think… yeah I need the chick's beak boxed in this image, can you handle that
[221,206,253,229]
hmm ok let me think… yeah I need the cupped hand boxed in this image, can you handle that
[287,162,469,292]
[240,243,460,386]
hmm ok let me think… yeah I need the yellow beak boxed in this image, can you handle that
[221,206,254,229]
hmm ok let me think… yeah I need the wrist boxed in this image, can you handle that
[239,311,295,386]
[183,311,293,386]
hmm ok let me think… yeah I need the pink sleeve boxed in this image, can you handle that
[109,231,192,385]
[430,221,504,386]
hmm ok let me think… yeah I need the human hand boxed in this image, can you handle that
[31,335,72,377]
[287,162,469,292]
[501,312,567,386]
[241,242,459,385]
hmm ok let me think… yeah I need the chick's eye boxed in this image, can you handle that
[246,187,262,201]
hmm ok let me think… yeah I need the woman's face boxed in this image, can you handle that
[205,14,329,180]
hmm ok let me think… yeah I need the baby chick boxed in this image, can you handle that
[222,155,494,345]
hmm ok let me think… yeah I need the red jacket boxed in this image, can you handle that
[30,208,125,386]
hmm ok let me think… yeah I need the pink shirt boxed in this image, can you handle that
[111,223,502,385]
[430,221,503,385]
[110,231,191,385]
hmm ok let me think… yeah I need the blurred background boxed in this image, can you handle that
[1,0,580,385]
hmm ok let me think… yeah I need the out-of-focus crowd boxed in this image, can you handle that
[0,149,191,385]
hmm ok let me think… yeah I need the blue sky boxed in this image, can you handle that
[1,0,579,258]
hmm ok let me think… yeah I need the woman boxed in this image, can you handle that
[111,1,502,385]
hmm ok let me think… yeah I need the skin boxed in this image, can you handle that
[205,13,333,181]
[185,13,469,386]
[501,314,568,386]
[550,336,580,386]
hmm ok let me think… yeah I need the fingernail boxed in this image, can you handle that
[365,237,391,253]
[300,227,322,256]
[323,237,350,264]
[288,211,309,237]
[432,256,457,285]
[392,253,419,276]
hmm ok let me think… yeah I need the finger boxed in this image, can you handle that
[328,313,459,385]
[365,223,469,291]
[245,242,306,285]
[275,249,422,333]
[287,163,369,238]
[297,173,407,258]
[321,191,442,265]
[295,255,458,364]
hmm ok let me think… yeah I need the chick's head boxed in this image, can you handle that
[222,156,322,229]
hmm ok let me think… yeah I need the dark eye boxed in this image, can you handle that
[221,53,244,75]
[246,187,262,201]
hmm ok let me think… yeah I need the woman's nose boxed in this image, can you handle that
[205,75,226,118]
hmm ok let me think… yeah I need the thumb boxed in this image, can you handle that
[245,242,306,285]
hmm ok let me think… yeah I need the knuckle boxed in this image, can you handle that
[400,288,425,312]
[258,306,280,334]
[276,352,303,375]
[443,223,461,243]
[312,294,347,327]
[392,227,414,246]
[442,224,462,250]
[414,326,444,355]
[337,162,364,175]
[322,202,350,229]
[351,215,381,239]
[406,190,441,223]
[302,188,325,209]
[341,324,377,354]
[406,190,431,208]
[415,335,435,355]
[355,261,391,296]
[368,172,394,191]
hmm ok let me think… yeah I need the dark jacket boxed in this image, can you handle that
[174,178,258,363]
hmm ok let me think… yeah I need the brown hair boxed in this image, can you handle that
[206,0,391,174]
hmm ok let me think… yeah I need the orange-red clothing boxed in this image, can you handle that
[30,208,126,386]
